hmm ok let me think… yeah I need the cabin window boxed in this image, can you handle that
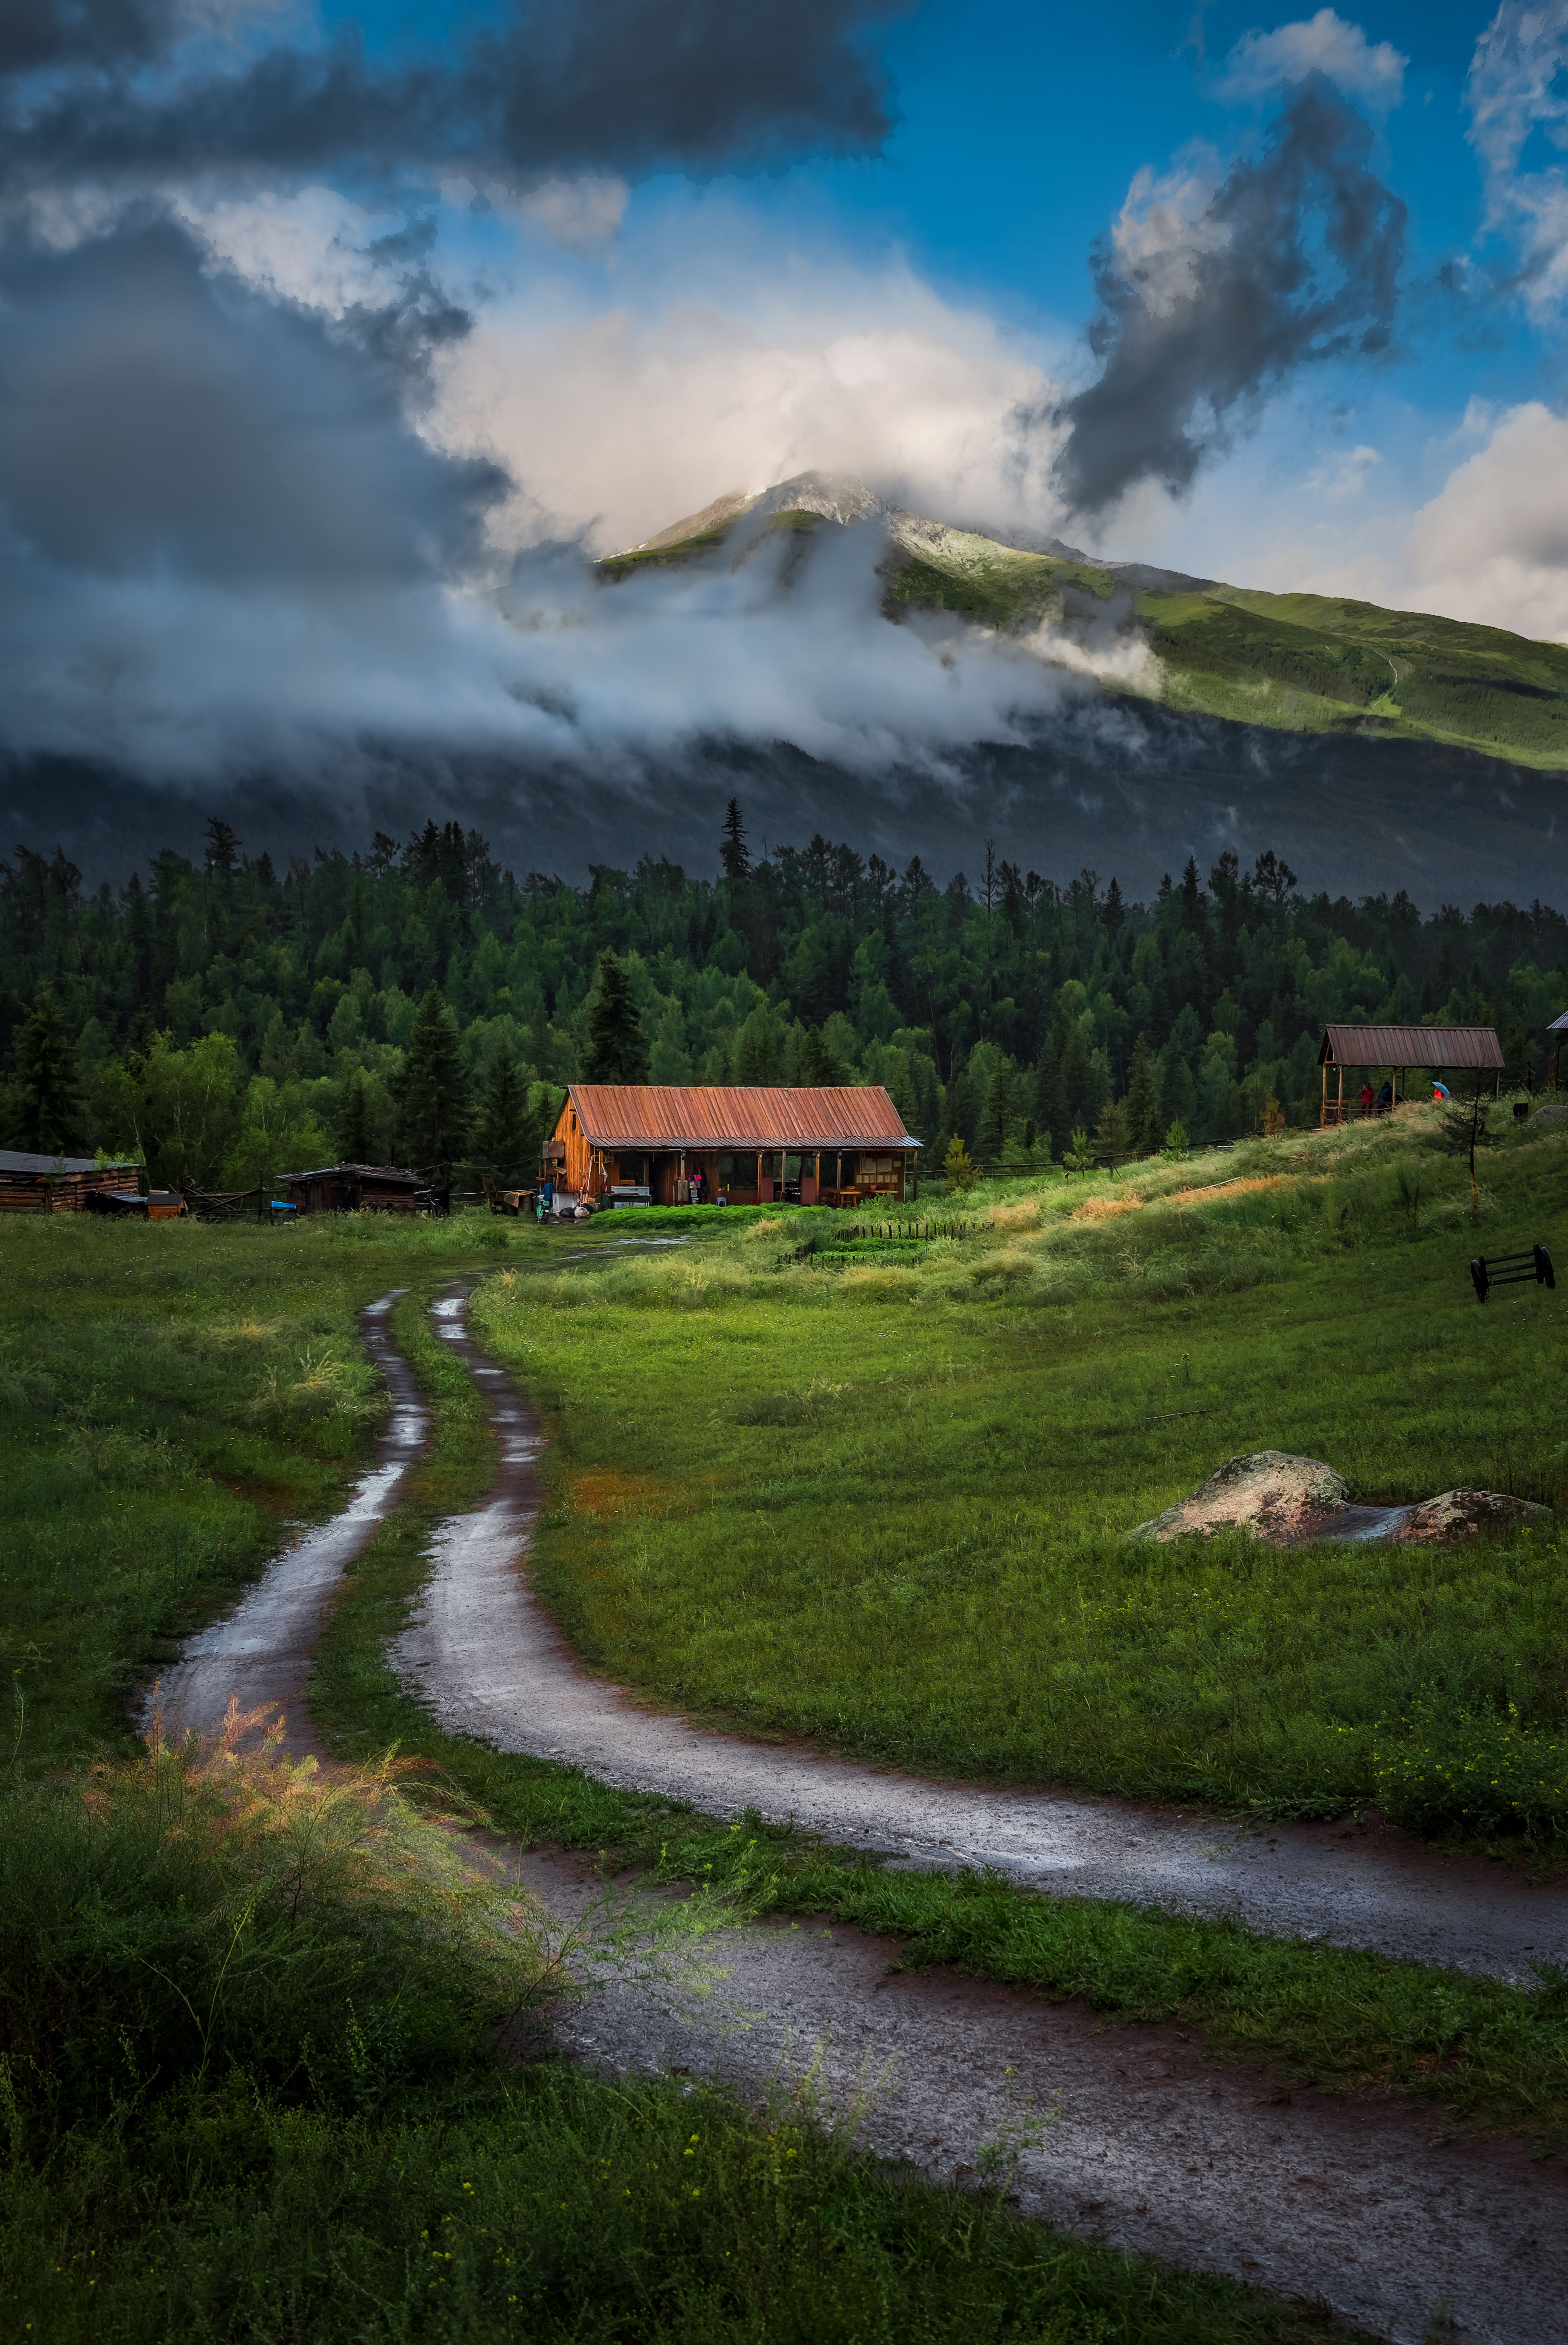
[783,1154,802,1182]
[718,1154,734,1184]
[614,1154,646,1184]
[728,1153,758,1188]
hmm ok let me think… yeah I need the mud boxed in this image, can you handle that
[148,1289,428,1754]
[391,1297,1568,1986]
[526,1847,1568,2345]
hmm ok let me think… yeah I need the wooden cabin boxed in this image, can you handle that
[283,1162,424,1214]
[0,1149,140,1214]
[1317,1023,1502,1126]
[546,1085,921,1208]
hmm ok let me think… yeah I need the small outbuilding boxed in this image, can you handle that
[283,1162,425,1214]
[1546,1008,1568,1090]
[1317,1023,1503,1127]
[546,1084,921,1208]
[0,1149,140,1214]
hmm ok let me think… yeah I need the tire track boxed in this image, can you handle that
[392,1291,1568,1987]
[384,1287,1568,2345]
[150,1287,428,1755]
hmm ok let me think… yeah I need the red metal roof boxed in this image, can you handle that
[565,1084,920,1148]
[1318,1023,1503,1069]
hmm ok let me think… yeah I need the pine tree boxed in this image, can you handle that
[396,984,469,1170]
[1123,1032,1158,1155]
[974,1059,1015,1168]
[1062,1124,1094,1175]
[720,798,751,885]
[943,1134,977,1192]
[1058,1026,1092,1131]
[338,1068,377,1163]
[584,952,650,1083]
[10,983,82,1154]
[1094,1097,1132,1170]
[474,1035,532,1175]
[1033,1039,1067,1157]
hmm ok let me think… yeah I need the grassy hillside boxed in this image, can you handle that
[597,482,1568,772]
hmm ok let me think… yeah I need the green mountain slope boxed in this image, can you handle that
[598,476,1568,772]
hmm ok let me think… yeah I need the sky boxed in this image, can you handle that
[7,0,1568,795]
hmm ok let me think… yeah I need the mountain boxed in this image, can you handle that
[603,473,1568,775]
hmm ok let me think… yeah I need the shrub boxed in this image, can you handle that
[1373,1695,1568,1838]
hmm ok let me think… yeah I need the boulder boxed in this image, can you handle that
[1387,1489,1551,1542]
[1129,1451,1350,1542]
[1131,1455,1553,1546]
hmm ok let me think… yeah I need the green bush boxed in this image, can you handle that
[1374,1695,1568,1837]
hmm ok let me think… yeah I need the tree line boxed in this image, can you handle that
[1,803,1563,1192]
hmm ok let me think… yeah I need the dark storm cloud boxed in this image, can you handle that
[0,0,180,75]
[1051,77,1405,517]
[0,217,503,582]
[1,0,904,192]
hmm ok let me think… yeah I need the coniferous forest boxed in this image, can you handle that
[2,801,1564,1192]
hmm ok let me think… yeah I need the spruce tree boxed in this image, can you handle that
[474,1035,532,1175]
[1094,1097,1132,1171]
[584,953,650,1083]
[974,1059,1015,1168]
[1123,1032,1159,1155]
[396,985,469,1170]
[10,983,82,1154]
[1033,1038,1067,1157]
[338,1068,377,1163]
[720,798,751,885]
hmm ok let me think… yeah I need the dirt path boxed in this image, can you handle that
[532,1845,1568,2345]
[140,1284,1568,2343]
[393,1292,1568,1987]
[150,1289,428,1755]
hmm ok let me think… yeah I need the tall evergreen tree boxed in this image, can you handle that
[1094,1097,1132,1170]
[337,1068,377,1163]
[474,1035,532,1174]
[974,1059,1015,1168]
[10,983,82,1154]
[1123,1032,1159,1155]
[1033,1038,1067,1157]
[720,798,751,885]
[396,985,469,1169]
[584,952,650,1083]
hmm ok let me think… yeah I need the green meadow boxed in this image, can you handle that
[473,1106,1568,1835]
[5,1203,1394,2343]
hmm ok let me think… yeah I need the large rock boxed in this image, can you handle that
[1388,1489,1551,1542]
[1130,1455,1553,1546]
[1130,1451,1350,1542]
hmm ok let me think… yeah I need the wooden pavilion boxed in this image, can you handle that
[545,1085,921,1208]
[1317,1023,1502,1127]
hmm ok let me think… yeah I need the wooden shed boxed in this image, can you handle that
[1317,1023,1503,1127]
[283,1162,424,1214]
[0,1149,140,1215]
[546,1085,921,1208]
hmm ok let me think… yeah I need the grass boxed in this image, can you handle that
[297,1141,1568,2157]
[0,1208,512,1770]
[466,1111,1567,1828]
[3,1209,1388,2340]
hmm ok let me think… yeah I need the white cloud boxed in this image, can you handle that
[1468,1,1568,314]
[428,220,1069,556]
[1399,400,1568,640]
[514,176,629,251]
[1302,442,1381,499]
[1216,9,1407,110]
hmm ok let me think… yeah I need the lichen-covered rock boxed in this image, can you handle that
[1129,1451,1350,1542]
[1388,1489,1551,1542]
